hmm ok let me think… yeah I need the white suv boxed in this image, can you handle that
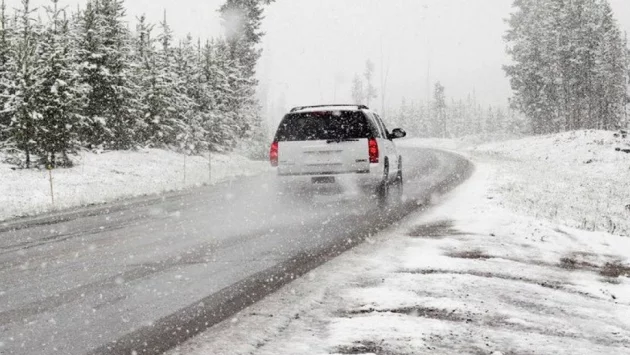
[269,105,406,206]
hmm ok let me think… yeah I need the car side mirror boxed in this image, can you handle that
[390,128,407,139]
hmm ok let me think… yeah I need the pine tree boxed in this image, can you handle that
[505,0,629,133]
[351,74,364,104]
[0,0,12,145]
[625,33,630,130]
[0,0,275,164]
[134,13,186,148]
[130,14,152,145]
[0,0,8,74]
[449,99,466,137]
[219,0,272,148]
[485,107,495,135]
[3,0,41,167]
[417,101,428,137]
[219,0,265,85]
[593,0,627,130]
[33,0,87,167]
[201,40,226,151]
[495,107,507,135]
[505,0,554,134]
[76,0,106,147]
[173,34,206,154]
[395,97,408,134]
[77,0,138,149]
[99,0,139,149]
[207,38,242,150]
[201,39,245,152]
[432,82,447,138]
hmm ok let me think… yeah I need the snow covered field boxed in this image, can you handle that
[471,130,630,236]
[169,131,630,355]
[0,149,270,222]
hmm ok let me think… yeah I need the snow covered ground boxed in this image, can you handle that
[0,149,270,222]
[470,130,630,236]
[169,131,630,355]
[401,130,630,236]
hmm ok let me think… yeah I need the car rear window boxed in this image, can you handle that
[274,111,376,141]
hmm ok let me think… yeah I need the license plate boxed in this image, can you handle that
[312,176,335,184]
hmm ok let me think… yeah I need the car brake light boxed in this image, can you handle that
[270,141,279,167]
[368,138,379,163]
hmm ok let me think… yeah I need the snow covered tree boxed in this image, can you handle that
[218,0,258,135]
[218,0,273,153]
[33,0,87,167]
[0,0,276,166]
[130,14,152,144]
[505,0,629,133]
[432,82,447,138]
[133,14,152,60]
[200,39,240,152]
[485,106,496,135]
[219,0,267,86]
[173,34,206,153]
[392,98,430,138]
[75,1,106,147]
[77,0,139,149]
[388,86,521,139]
[133,13,187,148]
[99,0,140,148]
[3,0,41,167]
[447,99,464,137]
[350,74,364,105]
[494,107,507,134]
[0,0,13,145]
[0,0,8,78]
[592,1,627,130]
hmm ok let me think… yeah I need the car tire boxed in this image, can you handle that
[392,163,403,204]
[377,162,390,208]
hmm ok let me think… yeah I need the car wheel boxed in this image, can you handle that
[377,162,390,208]
[392,167,403,204]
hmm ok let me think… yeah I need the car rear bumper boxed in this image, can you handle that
[275,166,383,195]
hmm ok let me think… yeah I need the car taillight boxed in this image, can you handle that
[270,141,279,167]
[368,138,379,163]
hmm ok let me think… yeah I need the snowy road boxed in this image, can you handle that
[0,147,472,355]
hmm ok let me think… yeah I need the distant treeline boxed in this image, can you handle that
[0,0,271,168]
[387,84,528,140]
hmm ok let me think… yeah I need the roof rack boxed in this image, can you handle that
[290,104,369,113]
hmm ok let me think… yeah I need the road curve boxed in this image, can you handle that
[0,147,473,355]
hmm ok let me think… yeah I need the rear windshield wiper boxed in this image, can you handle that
[326,138,360,144]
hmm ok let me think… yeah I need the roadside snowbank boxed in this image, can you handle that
[0,149,269,222]
[169,162,630,355]
[470,130,630,236]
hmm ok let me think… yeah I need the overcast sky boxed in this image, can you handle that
[259,0,630,119]
[6,0,630,120]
